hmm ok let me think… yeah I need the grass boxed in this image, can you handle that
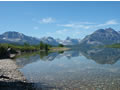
[50,47,70,52]
[105,43,120,48]
[0,43,68,54]
[0,43,40,52]
[0,43,69,59]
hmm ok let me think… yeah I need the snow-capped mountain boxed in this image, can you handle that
[0,31,40,45]
[57,37,81,45]
[40,36,59,46]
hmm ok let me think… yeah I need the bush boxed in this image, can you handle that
[0,46,9,58]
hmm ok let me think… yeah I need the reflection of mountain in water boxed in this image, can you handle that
[41,47,120,64]
[43,52,59,61]
[80,47,120,64]
[42,50,80,61]
[15,47,120,67]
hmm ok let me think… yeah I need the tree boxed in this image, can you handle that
[59,44,64,47]
[24,42,30,47]
[45,44,49,51]
[40,41,44,50]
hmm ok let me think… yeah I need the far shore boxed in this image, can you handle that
[50,47,70,52]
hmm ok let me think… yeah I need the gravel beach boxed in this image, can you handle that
[0,59,35,90]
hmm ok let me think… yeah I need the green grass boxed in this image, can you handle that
[0,43,66,53]
[105,43,120,48]
[0,43,40,52]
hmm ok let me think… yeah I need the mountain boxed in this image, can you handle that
[2,28,119,46]
[80,28,120,46]
[40,37,59,46]
[0,31,40,45]
[0,31,59,45]
[57,37,81,45]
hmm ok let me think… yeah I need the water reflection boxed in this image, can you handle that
[15,47,120,90]
[79,47,120,64]
[42,48,120,64]
[15,47,120,67]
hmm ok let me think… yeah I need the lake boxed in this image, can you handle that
[15,47,120,90]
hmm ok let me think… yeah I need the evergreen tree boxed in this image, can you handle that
[59,44,64,47]
[45,44,49,51]
[40,41,44,50]
[24,42,30,47]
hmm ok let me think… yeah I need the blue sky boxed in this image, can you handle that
[0,1,120,39]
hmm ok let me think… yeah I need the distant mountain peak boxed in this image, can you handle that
[80,28,120,46]
[3,31,23,35]
[105,27,116,32]
[0,31,40,45]
[66,37,71,40]
[3,31,24,35]
[105,27,114,30]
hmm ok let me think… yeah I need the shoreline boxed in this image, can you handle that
[50,47,70,52]
[0,59,35,90]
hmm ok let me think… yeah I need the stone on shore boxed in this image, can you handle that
[0,59,26,82]
[0,59,35,90]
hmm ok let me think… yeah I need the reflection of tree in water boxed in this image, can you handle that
[39,51,49,59]
[15,51,49,67]
[42,52,59,61]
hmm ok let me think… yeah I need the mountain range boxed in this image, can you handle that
[0,31,80,45]
[0,28,120,46]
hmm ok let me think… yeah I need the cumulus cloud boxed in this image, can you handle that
[39,17,55,24]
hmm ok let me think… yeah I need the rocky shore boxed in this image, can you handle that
[0,59,35,90]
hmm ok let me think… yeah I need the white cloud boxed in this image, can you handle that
[60,24,74,27]
[96,20,118,27]
[58,19,119,29]
[56,29,69,34]
[39,17,55,24]
[105,20,118,25]
[70,21,95,25]
[58,23,91,29]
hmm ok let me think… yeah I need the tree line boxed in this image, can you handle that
[0,42,64,58]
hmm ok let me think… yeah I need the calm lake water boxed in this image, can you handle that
[15,47,120,90]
